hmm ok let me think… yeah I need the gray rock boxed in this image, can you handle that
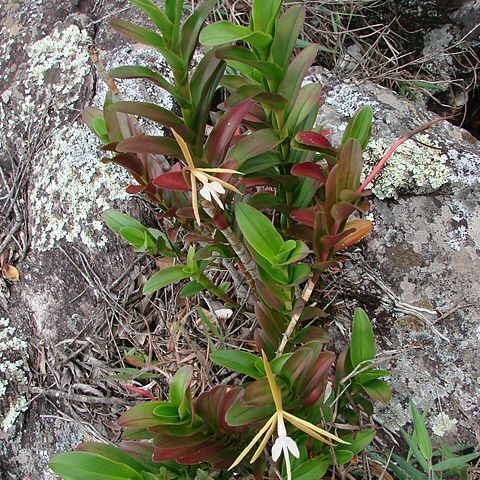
[0,1,170,477]
[313,67,480,442]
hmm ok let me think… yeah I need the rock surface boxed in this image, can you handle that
[0,1,169,477]
[314,67,480,442]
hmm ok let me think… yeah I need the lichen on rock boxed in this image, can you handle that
[0,317,29,432]
[362,133,451,199]
[30,123,131,252]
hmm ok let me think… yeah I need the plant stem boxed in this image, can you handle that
[200,200,260,292]
[276,276,318,355]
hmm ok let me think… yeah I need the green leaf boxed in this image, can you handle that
[350,307,376,369]
[286,83,323,135]
[252,0,282,35]
[235,202,284,262]
[109,19,184,70]
[108,66,189,107]
[107,101,196,143]
[432,452,480,471]
[391,453,429,480]
[103,92,126,143]
[272,240,310,267]
[49,452,143,480]
[200,21,272,49]
[336,138,363,197]
[216,46,283,82]
[143,266,190,294]
[341,106,373,150]
[279,44,319,115]
[334,450,355,465]
[197,307,223,339]
[83,107,110,144]
[225,84,288,109]
[210,350,263,379]
[129,0,173,39]
[355,369,390,384]
[410,399,433,461]
[230,129,283,166]
[179,281,204,298]
[104,210,147,235]
[288,263,312,286]
[271,6,305,71]
[239,152,282,175]
[119,227,148,248]
[77,443,154,474]
[400,429,430,472]
[361,379,392,404]
[189,47,225,134]
[180,0,217,64]
[165,0,182,23]
[338,430,376,456]
[169,366,193,406]
[290,456,329,480]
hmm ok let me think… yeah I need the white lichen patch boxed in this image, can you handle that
[27,24,91,93]
[325,83,379,118]
[362,134,451,199]
[374,400,409,431]
[431,412,458,437]
[0,318,29,432]
[0,24,92,151]
[30,123,131,252]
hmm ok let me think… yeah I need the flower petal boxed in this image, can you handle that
[284,437,300,458]
[210,190,225,210]
[210,181,225,194]
[250,415,277,464]
[272,437,284,462]
[191,175,201,226]
[261,351,283,411]
[172,129,194,169]
[200,184,211,202]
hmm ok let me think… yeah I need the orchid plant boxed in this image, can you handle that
[49,0,398,478]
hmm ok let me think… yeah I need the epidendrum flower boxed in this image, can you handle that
[171,129,242,225]
[229,351,348,480]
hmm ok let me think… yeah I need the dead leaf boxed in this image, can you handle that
[2,263,19,282]
[369,461,394,480]
[155,257,175,269]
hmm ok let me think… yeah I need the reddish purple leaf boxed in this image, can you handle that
[297,131,332,149]
[291,162,327,183]
[240,177,276,188]
[117,135,183,157]
[205,100,254,166]
[153,171,191,191]
[290,207,316,227]
[331,201,358,224]
[285,224,314,242]
[126,184,145,194]
[334,219,373,251]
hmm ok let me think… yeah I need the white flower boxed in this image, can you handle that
[170,129,243,225]
[198,176,225,209]
[272,415,300,480]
